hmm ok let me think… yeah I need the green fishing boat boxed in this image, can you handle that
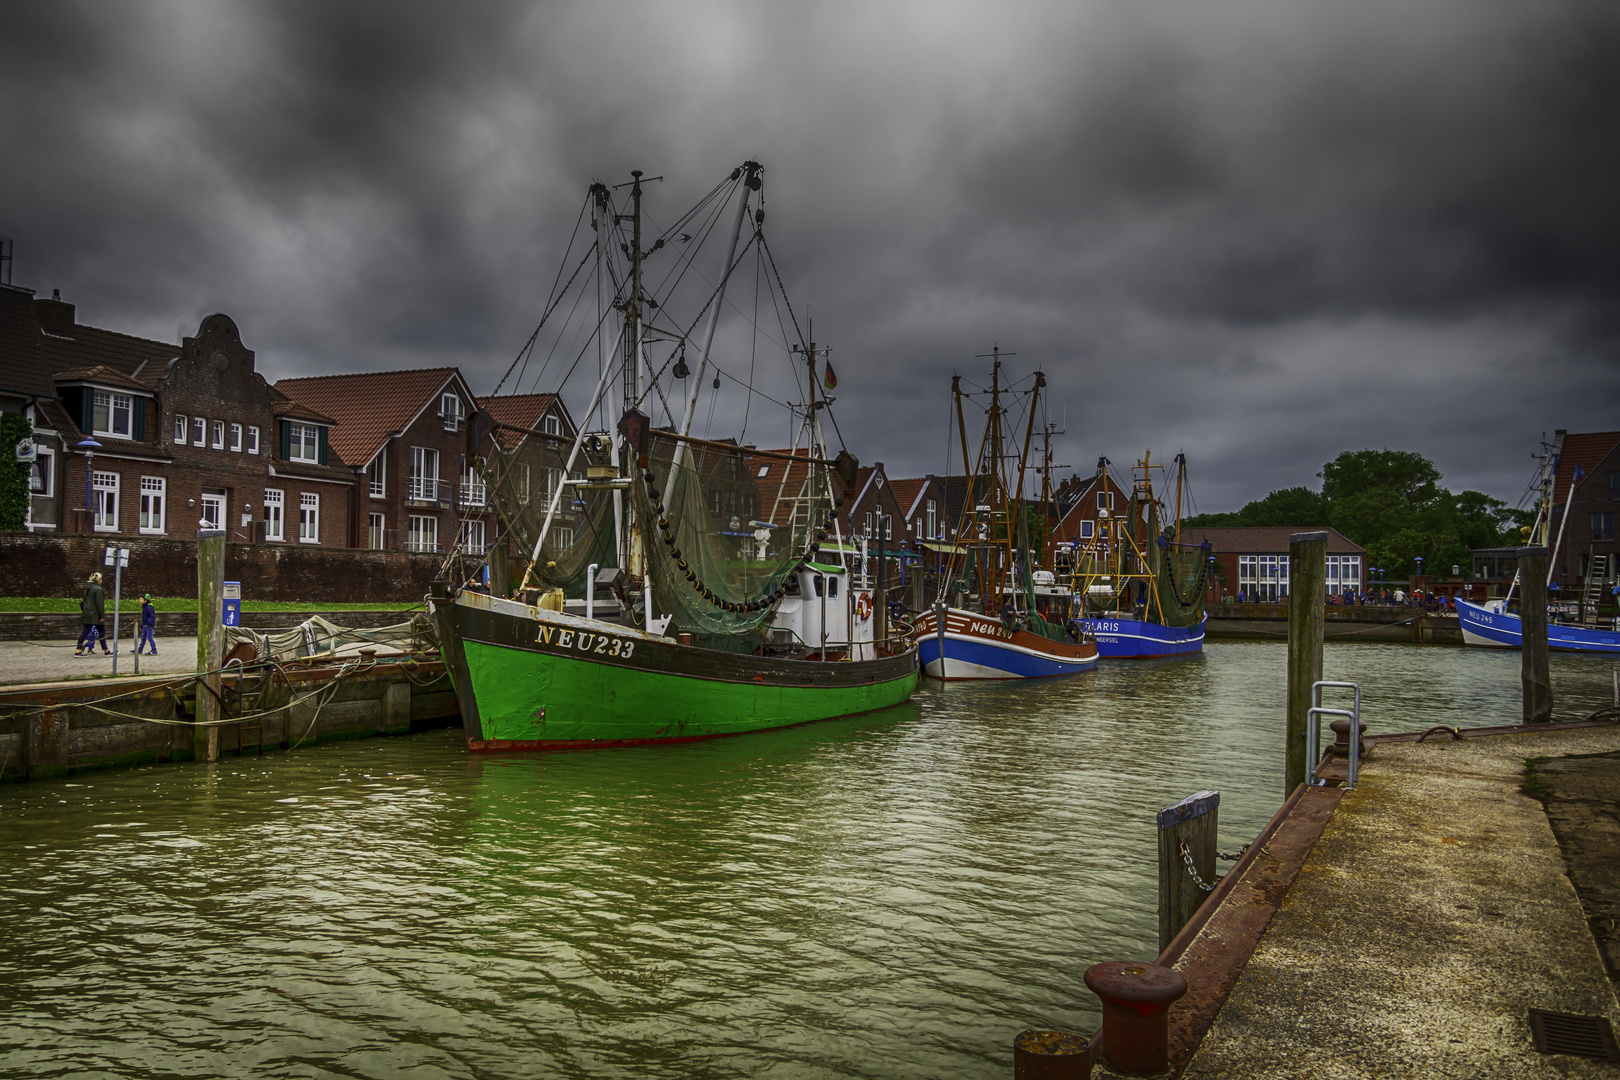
[430,164,918,750]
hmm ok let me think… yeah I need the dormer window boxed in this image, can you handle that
[93,391,133,438]
[288,422,320,463]
[441,393,463,432]
[542,413,561,437]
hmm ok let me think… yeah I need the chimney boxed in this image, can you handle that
[34,290,76,334]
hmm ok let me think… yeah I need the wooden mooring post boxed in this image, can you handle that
[1158,789,1219,953]
[196,529,226,764]
[1518,545,1552,723]
[489,542,509,598]
[1286,531,1327,797]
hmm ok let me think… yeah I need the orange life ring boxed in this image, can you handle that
[856,593,872,620]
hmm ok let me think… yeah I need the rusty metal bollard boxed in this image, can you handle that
[1013,1029,1092,1079]
[1083,961,1188,1075]
[1329,717,1368,758]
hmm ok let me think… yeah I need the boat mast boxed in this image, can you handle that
[593,181,624,565]
[624,171,648,578]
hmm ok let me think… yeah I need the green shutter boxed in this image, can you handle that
[132,397,146,441]
[317,426,329,465]
[280,421,291,460]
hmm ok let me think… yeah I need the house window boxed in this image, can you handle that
[200,492,225,531]
[459,519,485,555]
[1096,491,1114,511]
[407,515,438,553]
[757,465,770,478]
[368,448,386,498]
[925,499,937,539]
[1242,554,1290,602]
[542,467,562,507]
[1595,513,1616,542]
[441,393,463,432]
[410,447,439,501]
[885,513,893,540]
[543,413,561,437]
[92,471,119,532]
[246,425,260,455]
[211,420,225,449]
[459,466,486,507]
[1079,519,1095,540]
[299,493,320,543]
[92,390,133,438]
[263,489,284,541]
[517,463,531,505]
[1613,472,1620,500]
[139,476,165,534]
[368,513,386,550]
[865,512,873,537]
[551,526,575,548]
[193,416,207,445]
[289,423,319,463]
[174,414,187,444]
[229,423,243,452]
[29,449,53,496]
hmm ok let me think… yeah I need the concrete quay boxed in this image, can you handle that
[1204,603,1463,644]
[1089,720,1620,1079]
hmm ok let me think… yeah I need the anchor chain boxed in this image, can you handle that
[1178,839,1216,892]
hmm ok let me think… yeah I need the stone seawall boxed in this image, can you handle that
[2,531,444,604]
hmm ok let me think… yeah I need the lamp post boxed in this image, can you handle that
[76,436,102,524]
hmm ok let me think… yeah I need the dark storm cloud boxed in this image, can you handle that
[2,0,1616,508]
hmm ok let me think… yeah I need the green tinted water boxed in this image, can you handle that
[1,642,1613,1078]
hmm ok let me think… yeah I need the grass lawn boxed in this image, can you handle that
[0,598,422,613]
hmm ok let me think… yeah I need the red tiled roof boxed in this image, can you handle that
[38,322,176,378]
[886,477,928,519]
[0,285,57,400]
[269,392,338,425]
[748,447,850,528]
[276,367,463,469]
[1180,526,1365,554]
[478,393,560,431]
[52,364,155,394]
[1556,431,1620,504]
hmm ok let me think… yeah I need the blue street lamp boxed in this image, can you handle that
[76,437,102,515]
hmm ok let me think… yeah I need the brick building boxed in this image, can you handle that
[1050,467,1133,547]
[1181,525,1366,603]
[7,288,355,544]
[1550,429,1620,614]
[277,367,491,556]
[0,283,63,531]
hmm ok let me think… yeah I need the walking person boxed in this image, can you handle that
[75,572,110,656]
[137,593,158,656]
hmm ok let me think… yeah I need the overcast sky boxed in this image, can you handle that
[3,1,1616,510]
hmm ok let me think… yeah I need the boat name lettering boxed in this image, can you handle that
[536,624,637,659]
[1089,620,1122,632]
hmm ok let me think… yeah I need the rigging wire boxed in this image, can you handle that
[491,192,595,398]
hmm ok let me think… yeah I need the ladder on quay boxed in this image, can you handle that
[1582,553,1610,625]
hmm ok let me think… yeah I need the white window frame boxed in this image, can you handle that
[1079,519,1096,540]
[299,493,319,543]
[925,499,937,539]
[263,488,284,542]
[174,414,187,444]
[410,446,439,501]
[517,463,530,505]
[211,420,225,449]
[459,519,486,555]
[368,512,386,550]
[757,464,770,478]
[92,471,119,532]
[459,465,486,507]
[441,393,462,432]
[229,423,243,452]
[407,515,438,553]
[246,425,260,455]
[199,492,225,532]
[1097,490,1115,511]
[192,416,207,446]
[29,448,54,497]
[92,390,134,439]
[551,526,575,548]
[368,447,386,498]
[542,413,561,437]
[289,423,319,464]
[138,476,165,534]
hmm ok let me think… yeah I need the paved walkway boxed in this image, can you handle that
[1177,725,1620,1078]
[0,638,197,686]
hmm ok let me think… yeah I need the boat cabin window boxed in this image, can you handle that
[784,574,801,597]
[812,574,823,598]
[827,575,839,598]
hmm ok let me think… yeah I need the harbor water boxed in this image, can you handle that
[1,642,1614,1079]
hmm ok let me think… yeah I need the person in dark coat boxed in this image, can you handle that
[138,593,158,655]
[76,572,110,656]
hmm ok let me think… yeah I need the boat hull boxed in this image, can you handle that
[914,607,1099,680]
[1456,598,1620,654]
[430,592,921,749]
[1078,614,1206,659]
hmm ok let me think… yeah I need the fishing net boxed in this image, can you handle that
[1155,540,1210,628]
[635,434,829,652]
[480,425,619,596]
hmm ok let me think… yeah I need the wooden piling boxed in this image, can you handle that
[1286,531,1327,797]
[196,530,226,763]
[489,542,509,598]
[1518,546,1552,723]
[1158,790,1219,953]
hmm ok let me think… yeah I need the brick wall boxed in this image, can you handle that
[1,531,444,603]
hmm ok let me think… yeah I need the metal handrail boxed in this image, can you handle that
[1306,679,1362,790]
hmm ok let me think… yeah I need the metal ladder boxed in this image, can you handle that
[1583,554,1610,625]
[1307,680,1362,790]
[223,659,271,755]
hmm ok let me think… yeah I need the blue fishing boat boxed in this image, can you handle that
[1080,612,1207,658]
[915,606,1098,680]
[1456,598,1620,654]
